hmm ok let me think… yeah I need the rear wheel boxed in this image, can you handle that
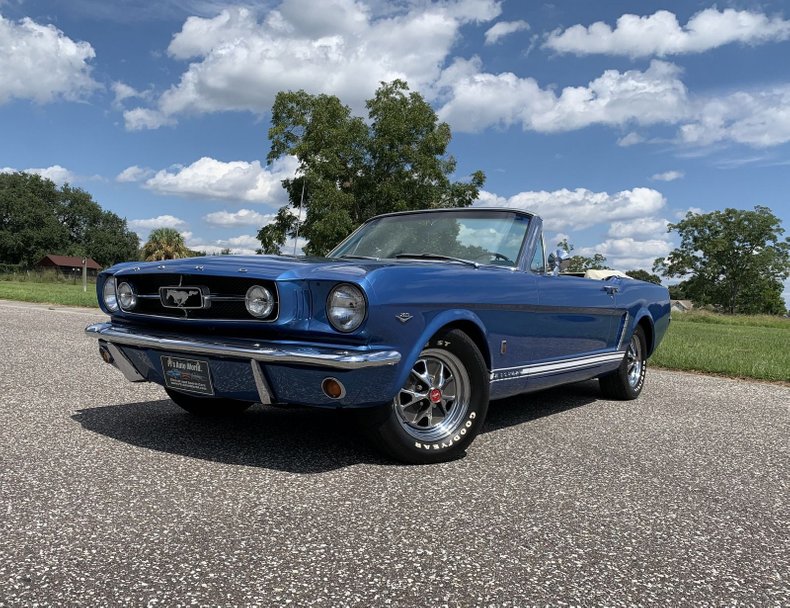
[599,325,647,400]
[165,388,253,416]
[361,329,489,464]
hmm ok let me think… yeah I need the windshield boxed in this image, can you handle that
[329,210,531,266]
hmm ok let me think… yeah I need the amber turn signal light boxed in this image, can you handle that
[321,377,346,399]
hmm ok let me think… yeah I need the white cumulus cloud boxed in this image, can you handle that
[650,170,684,182]
[679,86,790,148]
[204,208,274,227]
[128,215,187,231]
[116,165,154,182]
[111,81,150,109]
[125,1,501,129]
[476,186,666,232]
[544,8,790,58]
[484,20,528,45]
[185,233,260,255]
[143,156,298,205]
[578,237,673,271]
[437,54,790,149]
[607,217,669,238]
[617,132,644,147]
[437,59,688,133]
[124,107,176,131]
[0,15,98,104]
[1,164,77,184]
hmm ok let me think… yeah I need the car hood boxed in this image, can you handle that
[112,255,414,280]
[108,255,524,292]
[109,254,507,284]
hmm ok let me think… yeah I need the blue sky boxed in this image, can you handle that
[1,0,789,302]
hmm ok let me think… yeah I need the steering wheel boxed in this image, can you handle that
[478,251,515,265]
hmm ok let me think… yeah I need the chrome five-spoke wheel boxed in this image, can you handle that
[360,329,489,464]
[625,334,643,389]
[599,325,647,400]
[393,349,470,442]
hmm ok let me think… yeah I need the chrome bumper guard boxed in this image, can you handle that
[85,323,402,370]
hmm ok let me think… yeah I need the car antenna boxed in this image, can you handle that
[294,177,305,256]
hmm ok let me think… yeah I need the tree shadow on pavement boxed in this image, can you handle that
[72,380,602,474]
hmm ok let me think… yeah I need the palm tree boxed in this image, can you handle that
[142,228,194,261]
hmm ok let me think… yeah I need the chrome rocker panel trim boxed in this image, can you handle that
[85,322,401,370]
[489,351,625,382]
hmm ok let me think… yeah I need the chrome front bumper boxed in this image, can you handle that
[85,323,402,370]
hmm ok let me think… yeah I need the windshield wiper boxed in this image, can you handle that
[393,253,479,268]
[336,254,380,260]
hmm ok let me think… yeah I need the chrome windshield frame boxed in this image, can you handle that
[328,208,533,268]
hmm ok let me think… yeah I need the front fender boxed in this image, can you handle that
[392,308,489,393]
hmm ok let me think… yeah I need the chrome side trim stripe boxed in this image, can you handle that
[86,323,401,370]
[490,352,624,382]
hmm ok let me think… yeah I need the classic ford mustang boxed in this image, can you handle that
[87,208,670,463]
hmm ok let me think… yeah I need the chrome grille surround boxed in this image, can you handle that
[114,273,279,321]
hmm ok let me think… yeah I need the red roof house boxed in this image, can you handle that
[36,255,102,276]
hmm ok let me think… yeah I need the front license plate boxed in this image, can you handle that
[161,355,214,396]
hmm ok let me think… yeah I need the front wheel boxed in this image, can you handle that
[165,388,253,416]
[361,329,490,464]
[599,325,647,400]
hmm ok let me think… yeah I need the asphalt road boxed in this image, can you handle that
[0,300,788,607]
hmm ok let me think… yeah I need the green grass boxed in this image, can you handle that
[652,313,790,382]
[0,280,99,308]
[664,309,789,329]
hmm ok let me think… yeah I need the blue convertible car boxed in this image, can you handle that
[87,208,670,463]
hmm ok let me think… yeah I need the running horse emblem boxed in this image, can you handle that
[164,288,200,307]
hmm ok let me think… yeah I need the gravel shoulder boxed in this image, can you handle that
[0,301,788,606]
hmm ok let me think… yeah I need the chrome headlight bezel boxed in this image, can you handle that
[245,285,275,319]
[326,283,367,333]
[117,281,137,311]
[102,278,119,312]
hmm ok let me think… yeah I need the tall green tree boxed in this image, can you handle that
[668,281,689,300]
[556,238,609,272]
[86,211,140,266]
[142,228,195,261]
[0,172,68,265]
[625,269,662,284]
[258,80,485,256]
[0,172,138,266]
[654,206,790,314]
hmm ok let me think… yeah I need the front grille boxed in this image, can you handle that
[117,273,278,321]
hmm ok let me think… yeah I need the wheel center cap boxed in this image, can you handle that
[429,388,442,403]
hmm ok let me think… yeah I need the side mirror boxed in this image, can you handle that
[548,248,570,275]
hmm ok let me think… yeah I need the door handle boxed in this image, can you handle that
[603,285,619,295]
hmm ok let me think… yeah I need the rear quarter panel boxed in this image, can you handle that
[615,279,671,355]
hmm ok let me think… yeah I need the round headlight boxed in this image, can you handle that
[102,278,119,312]
[117,282,137,310]
[245,285,275,319]
[327,284,366,332]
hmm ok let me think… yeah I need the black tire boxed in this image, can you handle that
[361,329,490,464]
[165,388,253,416]
[599,325,647,400]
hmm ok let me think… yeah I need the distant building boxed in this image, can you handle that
[671,299,694,313]
[36,255,101,278]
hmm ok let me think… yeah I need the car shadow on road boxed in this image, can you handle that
[72,381,601,473]
[485,379,600,433]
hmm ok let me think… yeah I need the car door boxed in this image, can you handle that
[533,273,620,360]
[487,224,622,397]
[526,229,620,361]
